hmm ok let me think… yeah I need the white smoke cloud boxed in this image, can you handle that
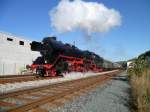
[50,0,121,35]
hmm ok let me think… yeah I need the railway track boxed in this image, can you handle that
[0,75,62,84]
[0,75,36,84]
[0,70,120,112]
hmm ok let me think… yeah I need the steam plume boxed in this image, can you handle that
[50,0,121,35]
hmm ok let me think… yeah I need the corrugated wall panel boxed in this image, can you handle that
[0,32,40,76]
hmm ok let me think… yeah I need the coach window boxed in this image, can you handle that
[7,38,13,42]
[19,41,24,45]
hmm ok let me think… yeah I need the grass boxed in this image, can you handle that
[128,69,150,112]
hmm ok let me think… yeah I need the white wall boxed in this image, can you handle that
[0,32,40,76]
[127,61,133,68]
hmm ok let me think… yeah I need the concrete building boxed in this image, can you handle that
[0,32,40,76]
[127,61,134,68]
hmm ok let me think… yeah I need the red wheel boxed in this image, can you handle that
[50,68,57,77]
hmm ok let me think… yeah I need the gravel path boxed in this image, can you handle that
[49,71,131,112]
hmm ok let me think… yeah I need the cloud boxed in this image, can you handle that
[49,0,121,35]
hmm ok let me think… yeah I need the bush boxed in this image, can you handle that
[127,57,150,112]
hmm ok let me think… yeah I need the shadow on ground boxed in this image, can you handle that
[111,75,129,82]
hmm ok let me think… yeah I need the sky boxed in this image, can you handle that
[0,0,150,62]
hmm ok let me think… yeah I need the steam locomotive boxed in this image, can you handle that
[30,37,116,77]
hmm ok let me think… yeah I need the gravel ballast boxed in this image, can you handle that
[49,72,131,112]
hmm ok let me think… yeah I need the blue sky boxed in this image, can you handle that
[0,0,150,62]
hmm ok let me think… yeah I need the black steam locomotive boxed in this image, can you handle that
[30,37,114,77]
